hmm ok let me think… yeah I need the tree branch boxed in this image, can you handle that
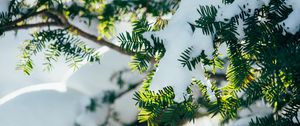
[1,9,134,56]
[68,24,134,56]
[5,10,48,27]
[1,22,61,32]
[47,10,135,56]
[210,72,227,81]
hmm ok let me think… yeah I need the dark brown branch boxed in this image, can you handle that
[46,10,135,56]
[210,72,227,81]
[2,22,61,32]
[5,9,48,27]
[69,24,134,56]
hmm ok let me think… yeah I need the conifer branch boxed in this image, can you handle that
[1,9,134,56]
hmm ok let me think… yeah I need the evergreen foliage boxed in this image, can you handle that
[1,0,300,126]
[17,29,101,74]
[119,0,300,125]
[133,72,199,126]
[118,17,166,72]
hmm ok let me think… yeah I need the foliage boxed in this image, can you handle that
[1,0,300,126]
[193,0,299,125]
[120,0,300,126]
[0,0,179,74]
[133,72,199,126]
[17,29,101,74]
[118,16,166,72]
